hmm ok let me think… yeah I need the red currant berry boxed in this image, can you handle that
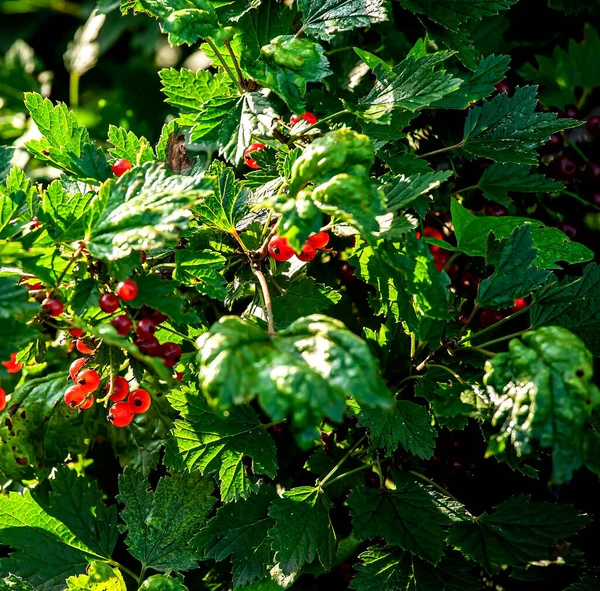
[423,226,443,252]
[64,385,87,408]
[301,111,318,124]
[77,369,101,393]
[129,389,151,413]
[296,242,317,262]
[583,162,600,184]
[99,293,120,314]
[43,298,64,317]
[243,143,265,169]
[539,133,563,154]
[176,371,185,382]
[136,318,157,339]
[511,298,528,312]
[290,114,301,125]
[479,309,505,328]
[135,336,161,357]
[457,312,469,325]
[117,279,138,301]
[111,315,132,336]
[80,395,95,410]
[561,104,579,119]
[268,236,295,261]
[587,115,600,138]
[76,339,94,355]
[551,155,578,181]
[161,342,182,367]
[2,352,22,374]
[106,376,129,402]
[69,357,86,381]
[559,221,578,239]
[30,216,42,229]
[140,306,168,325]
[457,271,482,298]
[494,80,511,94]
[111,159,132,177]
[69,328,84,339]
[0,387,6,412]
[485,204,508,216]
[108,401,135,427]
[339,261,357,282]
[307,231,330,249]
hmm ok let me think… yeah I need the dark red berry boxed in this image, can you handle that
[243,143,265,169]
[457,271,482,298]
[539,133,563,154]
[176,372,185,382]
[592,192,600,206]
[43,298,64,317]
[99,293,120,314]
[583,162,600,184]
[296,242,317,262]
[161,342,182,367]
[77,369,101,393]
[117,279,138,301]
[106,376,129,402]
[339,262,356,282]
[511,298,528,312]
[140,306,167,325]
[2,352,22,374]
[268,236,295,261]
[586,115,600,137]
[0,387,6,412]
[307,231,330,249]
[69,358,86,381]
[485,203,508,216]
[494,80,511,94]
[479,309,505,328]
[111,315,132,336]
[129,389,151,413]
[69,328,84,339]
[108,401,134,427]
[136,318,157,339]
[457,312,469,325]
[112,159,132,177]
[141,251,147,264]
[559,222,578,239]
[561,104,579,119]
[135,336,161,357]
[551,155,578,181]
[65,385,87,408]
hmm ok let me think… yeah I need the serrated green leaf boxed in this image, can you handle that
[478,162,564,205]
[118,468,217,572]
[383,170,452,213]
[0,575,36,590]
[23,93,110,184]
[348,398,437,459]
[566,575,600,591]
[165,384,278,502]
[65,561,126,590]
[268,486,336,575]
[173,249,227,299]
[461,86,582,164]
[197,314,391,447]
[348,481,450,564]
[0,147,14,182]
[448,496,589,573]
[477,225,550,308]
[193,485,277,587]
[0,277,39,322]
[484,326,600,483]
[107,125,155,165]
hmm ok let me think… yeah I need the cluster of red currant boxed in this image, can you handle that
[268,231,330,263]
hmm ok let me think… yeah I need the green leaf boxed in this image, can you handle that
[448,496,589,572]
[268,486,336,575]
[478,162,564,205]
[348,398,437,459]
[0,575,36,590]
[196,160,249,234]
[162,6,220,46]
[548,0,600,15]
[165,384,278,502]
[383,170,452,213]
[107,125,155,165]
[297,0,388,40]
[23,93,110,184]
[350,547,480,591]
[484,326,600,483]
[566,575,600,591]
[432,54,511,109]
[65,562,126,590]
[87,162,209,260]
[348,480,450,564]
[461,86,582,164]
[173,249,227,299]
[476,225,550,309]
[118,468,217,572]
[0,146,14,181]
[193,485,277,587]
[0,470,116,590]
[531,264,600,356]
[519,25,600,109]
[197,314,391,447]
[0,277,39,322]
[353,51,462,123]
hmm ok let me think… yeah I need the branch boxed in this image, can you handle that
[253,267,276,337]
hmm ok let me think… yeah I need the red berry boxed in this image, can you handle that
[176,371,185,382]
[76,339,94,355]
[99,293,120,314]
[141,251,147,264]
[129,389,151,413]
[111,159,132,177]
[307,231,330,249]
[0,387,6,411]
[301,111,318,124]
[69,328,84,339]
[494,80,511,94]
[457,312,469,326]
[561,104,579,119]
[43,298,64,317]
[161,342,182,367]
[117,279,138,301]
[559,222,578,239]
[434,250,451,272]
[140,306,168,325]
[64,385,87,408]
[243,143,265,169]
[423,226,443,252]
[587,115,600,138]
[268,236,295,261]
[539,133,563,154]
[69,357,86,381]
[30,216,42,229]
[108,401,135,427]
[111,315,132,336]
[77,369,101,393]
[511,298,528,312]
[106,376,129,402]
[296,242,317,262]
[339,261,356,282]
[2,352,22,374]
[81,395,95,410]
[136,318,157,339]
[551,155,578,181]
[485,204,508,216]
[592,192,600,206]
[583,162,600,184]
[479,309,505,328]
[457,271,482,298]
[135,336,161,357]
[290,114,301,125]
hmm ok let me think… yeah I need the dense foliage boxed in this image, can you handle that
[1,0,600,589]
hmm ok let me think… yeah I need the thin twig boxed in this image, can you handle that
[53,240,86,290]
[224,41,247,91]
[418,142,464,159]
[205,38,244,94]
[318,435,366,488]
[253,267,276,337]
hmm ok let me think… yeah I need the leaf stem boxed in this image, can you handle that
[205,38,244,94]
[407,470,471,516]
[418,141,464,159]
[54,241,86,291]
[427,363,469,385]
[108,560,140,584]
[474,328,530,349]
[159,324,197,344]
[565,137,589,162]
[290,109,349,139]
[224,40,247,91]
[253,267,276,337]
[450,184,479,197]
[231,228,249,253]
[322,463,373,489]
[442,251,459,272]
[69,71,80,108]
[456,304,480,339]
[318,435,366,488]
[452,345,495,357]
